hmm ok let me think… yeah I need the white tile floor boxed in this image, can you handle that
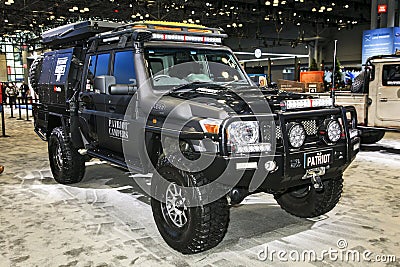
[0,111,399,266]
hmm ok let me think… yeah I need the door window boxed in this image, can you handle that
[382,64,400,86]
[113,51,136,84]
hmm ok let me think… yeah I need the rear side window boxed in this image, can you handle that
[382,64,400,86]
[113,51,136,84]
[88,55,97,77]
[95,53,110,77]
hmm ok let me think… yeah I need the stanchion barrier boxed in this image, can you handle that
[17,97,23,120]
[0,83,9,137]
[0,104,9,138]
[25,97,30,121]
[9,101,14,118]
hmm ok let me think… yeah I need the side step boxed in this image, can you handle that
[87,150,144,174]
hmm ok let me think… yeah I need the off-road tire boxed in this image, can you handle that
[351,71,365,93]
[29,57,43,94]
[360,130,385,144]
[151,154,230,254]
[274,177,343,218]
[48,127,85,184]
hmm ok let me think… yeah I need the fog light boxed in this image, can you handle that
[327,120,341,142]
[265,161,277,171]
[288,123,306,148]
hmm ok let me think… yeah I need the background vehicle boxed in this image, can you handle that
[30,20,360,254]
[308,55,400,144]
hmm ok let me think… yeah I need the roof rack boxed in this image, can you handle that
[42,20,124,47]
[113,21,227,38]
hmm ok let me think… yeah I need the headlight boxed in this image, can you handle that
[288,123,306,148]
[327,120,342,142]
[227,121,271,154]
[227,121,259,145]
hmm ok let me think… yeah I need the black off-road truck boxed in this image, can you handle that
[30,20,360,254]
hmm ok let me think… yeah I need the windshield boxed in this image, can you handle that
[144,47,251,90]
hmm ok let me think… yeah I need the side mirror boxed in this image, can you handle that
[94,75,116,94]
[109,84,137,95]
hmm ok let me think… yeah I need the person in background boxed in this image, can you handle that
[5,82,17,109]
[20,82,30,100]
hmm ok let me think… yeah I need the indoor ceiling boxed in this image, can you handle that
[0,0,371,45]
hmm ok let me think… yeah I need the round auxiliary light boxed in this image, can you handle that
[327,120,342,143]
[288,123,306,148]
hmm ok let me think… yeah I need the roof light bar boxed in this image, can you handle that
[280,98,333,111]
[151,33,222,44]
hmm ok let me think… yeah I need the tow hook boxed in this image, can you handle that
[304,167,326,191]
[311,173,323,191]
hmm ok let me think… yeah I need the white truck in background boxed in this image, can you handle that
[308,55,400,144]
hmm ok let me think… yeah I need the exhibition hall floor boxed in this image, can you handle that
[0,113,399,266]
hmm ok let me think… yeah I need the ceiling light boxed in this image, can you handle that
[84,7,89,12]
[332,2,335,6]
[344,4,349,8]
[312,7,317,12]
[321,6,326,10]
[265,1,271,5]
[73,6,78,11]
[238,23,243,27]
[327,7,332,11]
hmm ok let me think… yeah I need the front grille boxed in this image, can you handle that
[274,120,317,140]
[301,120,318,135]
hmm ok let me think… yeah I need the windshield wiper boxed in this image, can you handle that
[170,81,222,92]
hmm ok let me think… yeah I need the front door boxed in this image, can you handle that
[376,63,400,122]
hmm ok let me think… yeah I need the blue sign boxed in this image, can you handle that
[362,27,396,64]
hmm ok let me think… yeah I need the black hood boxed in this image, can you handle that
[168,84,311,115]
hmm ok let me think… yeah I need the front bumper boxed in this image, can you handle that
[202,106,360,192]
[203,137,359,192]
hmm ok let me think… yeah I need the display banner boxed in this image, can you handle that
[362,27,400,64]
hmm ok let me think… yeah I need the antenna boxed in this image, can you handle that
[331,39,338,106]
